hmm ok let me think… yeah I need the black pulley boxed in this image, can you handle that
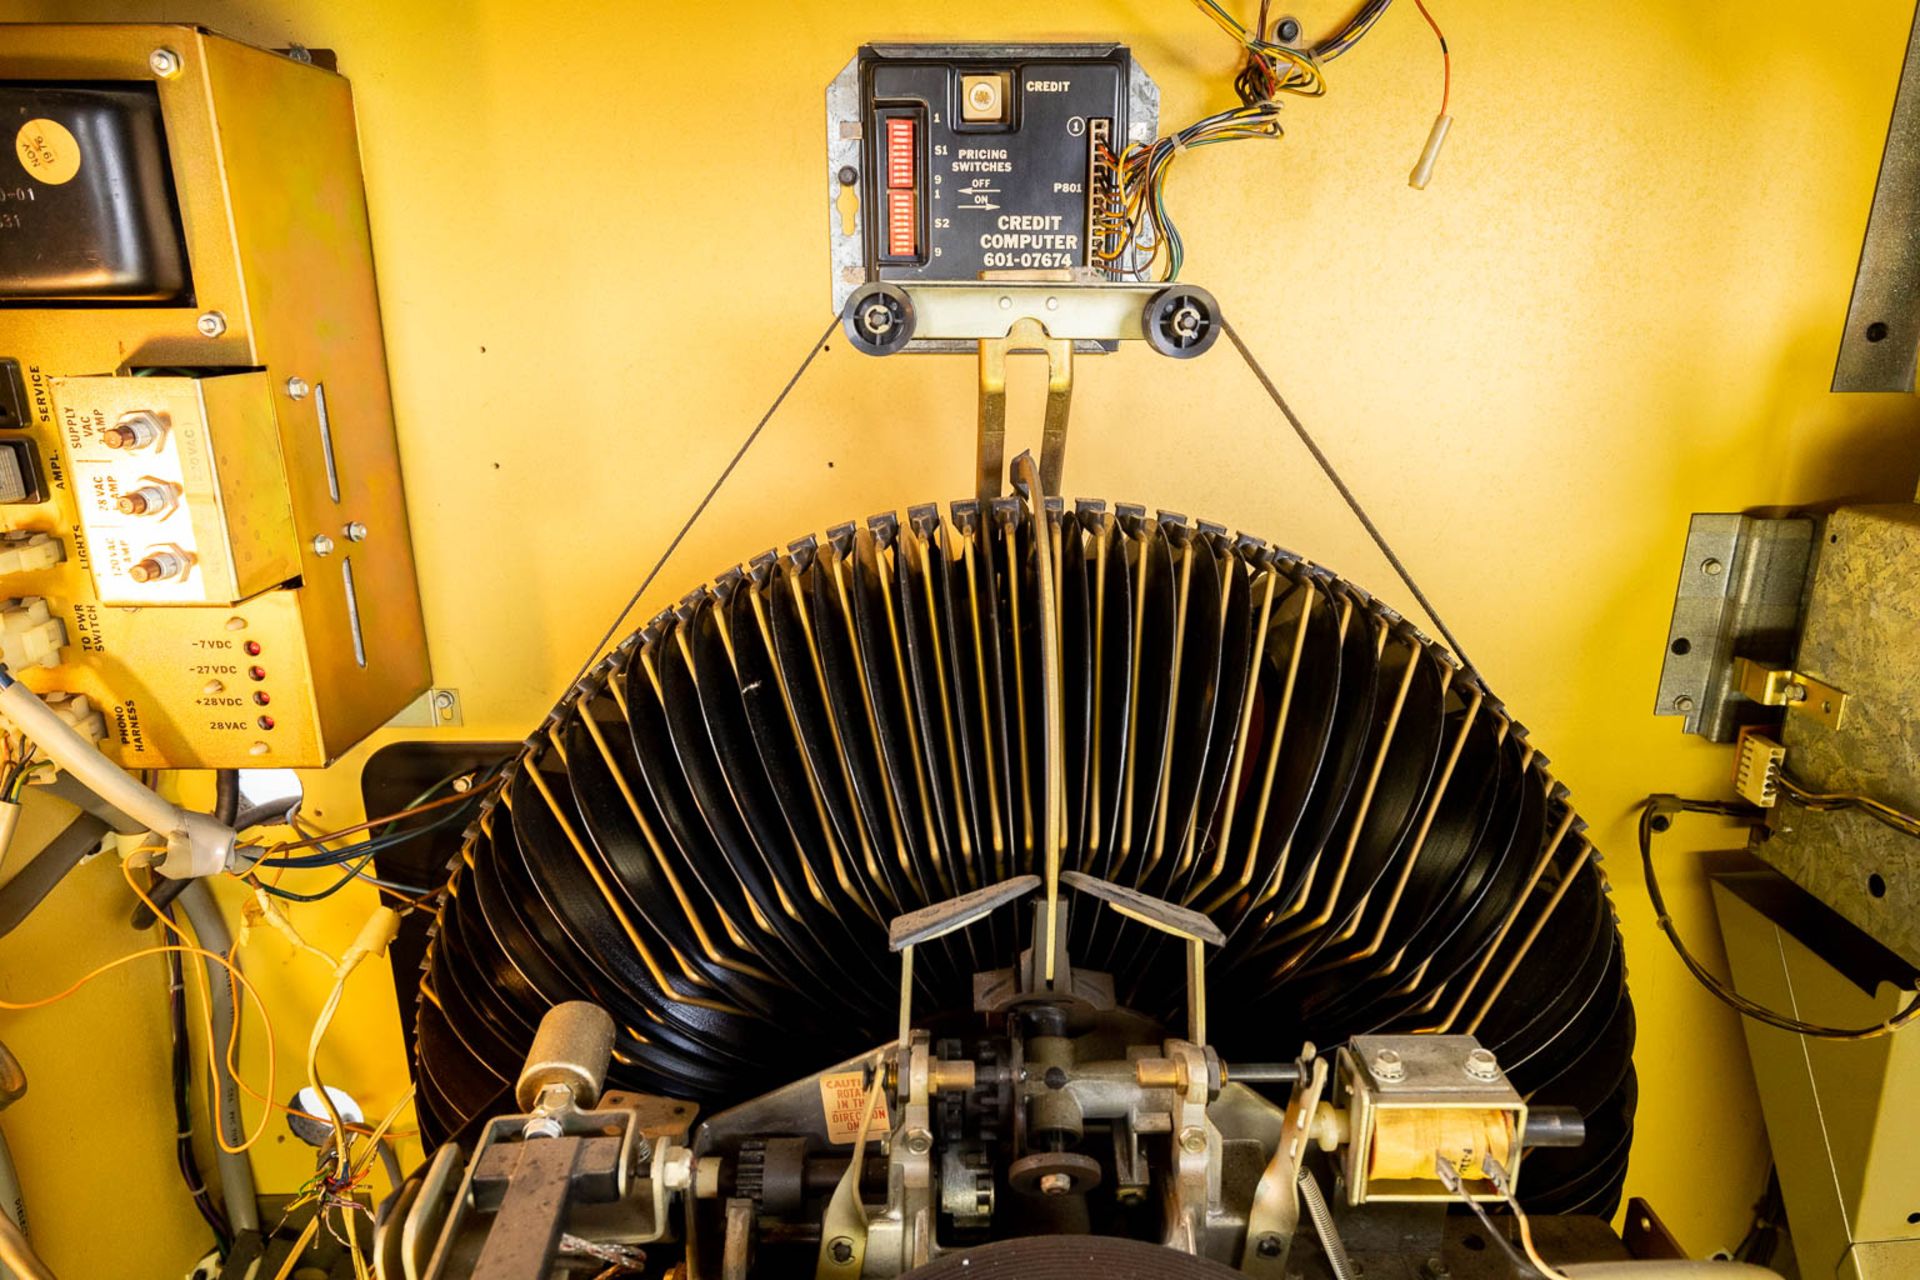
[1143,284,1221,357]
[842,282,916,355]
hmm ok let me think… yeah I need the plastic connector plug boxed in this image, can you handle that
[0,532,62,575]
[0,597,66,669]
[346,906,404,963]
[1408,113,1452,190]
[42,691,105,744]
[1732,730,1786,808]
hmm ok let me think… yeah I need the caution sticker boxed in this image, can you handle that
[818,1069,889,1145]
[15,118,81,185]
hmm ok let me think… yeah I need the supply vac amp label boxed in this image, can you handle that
[863,54,1128,282]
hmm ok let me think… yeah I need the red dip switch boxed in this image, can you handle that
[887,190,917,257]
[886,117,915,190]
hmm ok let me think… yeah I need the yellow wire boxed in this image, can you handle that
[309,957,364,1180]
[0,939,277,1155]
[1513,1198,1572,1280]
[119,858,280,1155]
[270,1216,323,1280]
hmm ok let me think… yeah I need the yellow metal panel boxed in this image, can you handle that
[1714,878,1920,1276]
[0,1,1916,1273]
[0,24,431,768]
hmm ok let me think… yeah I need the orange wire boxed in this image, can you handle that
[126,859,420,1141]
[1412,0,1451,115]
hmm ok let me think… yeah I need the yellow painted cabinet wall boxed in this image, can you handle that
[0,1,1916,1274]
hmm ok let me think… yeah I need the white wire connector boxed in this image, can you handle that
[1409,113,1452,190]
[0,799,18,876]
[0,671,236,877]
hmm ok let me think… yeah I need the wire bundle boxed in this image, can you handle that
[240,765,504,907]
[0,729,47,805]
[1637,795,1920,1040]
[1097,0,1450,281]
[1776,773,1920,840]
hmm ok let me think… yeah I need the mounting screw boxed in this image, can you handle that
[149,47,182,77]
[1039,1171,1073,1196]
[837,165,858,186]
[1464,1047,1500,1081]
[1258,1236,1284,1259]
[998,296,1013,311]
[1701,557,1723,576]
[285,376,310,400]
[344,521,368,542]
[1371,1049,1405,1082]
[196,311,228,338]
[1045,296,1060,311]
[1179,1126,1208,1154]
[904,1128,932,1155]
[828,1237,854,1264]
[1673,694,1695,713]
[311,534,335,556]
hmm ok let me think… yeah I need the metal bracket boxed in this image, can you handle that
[1060,869,1224,1044]
[978,318,1073,506]
[1655,514,1814,741]
[1241,1050,1328,1276]
[1834,3,1920,391]
[1733,657,1849,730]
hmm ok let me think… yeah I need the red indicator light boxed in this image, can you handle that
[244,640,262,656]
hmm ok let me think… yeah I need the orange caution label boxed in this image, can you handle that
[818,1069,889,1145]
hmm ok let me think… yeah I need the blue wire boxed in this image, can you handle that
[257,851,429,903]
[250,761,506,900]
[255,778,496,869]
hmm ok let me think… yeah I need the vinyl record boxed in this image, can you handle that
[410,497,1637,1215]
